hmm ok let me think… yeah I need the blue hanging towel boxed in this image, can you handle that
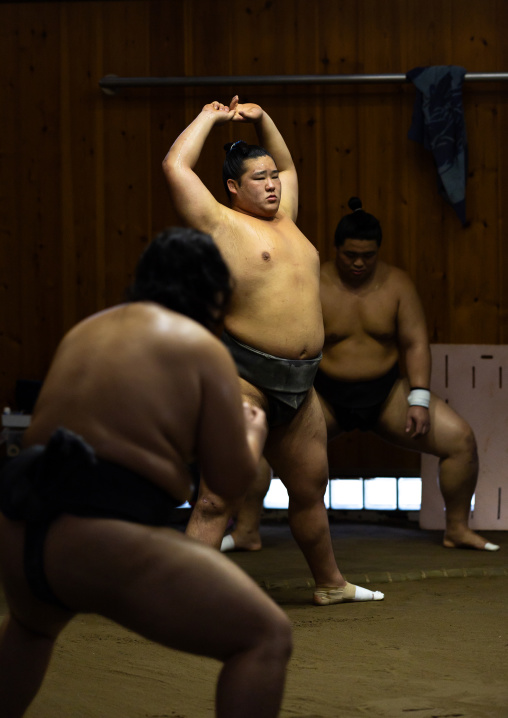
[407,65,468,225]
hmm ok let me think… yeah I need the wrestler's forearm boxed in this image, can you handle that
[404,343,432,388]
[163,111,216,173]
[254,112,295,173]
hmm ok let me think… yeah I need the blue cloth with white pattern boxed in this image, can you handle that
[407,65,468,225]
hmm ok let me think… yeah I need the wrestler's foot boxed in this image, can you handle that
[220,533,263,553]
[313,581,384,606]
[443,527,500,551]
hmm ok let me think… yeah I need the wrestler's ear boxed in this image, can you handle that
[227,178,239,196]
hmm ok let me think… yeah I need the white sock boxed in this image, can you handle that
[220,535,236,552]
[484,542,500,551]
[352,584,384,601]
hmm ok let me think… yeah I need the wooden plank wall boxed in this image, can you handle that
[1,0,507,475]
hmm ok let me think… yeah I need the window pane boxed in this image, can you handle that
[330,478,364,509]
[263,478,331,509]
[398,477,422,510]
[263,478,289,509]
[364,477,397,510]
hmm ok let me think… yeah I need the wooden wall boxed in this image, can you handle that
[1,0,507,474]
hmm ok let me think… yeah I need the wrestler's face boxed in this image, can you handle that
[227,156,281,218]
[336,238,379,284]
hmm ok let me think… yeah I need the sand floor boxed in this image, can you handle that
[2,520,507,718]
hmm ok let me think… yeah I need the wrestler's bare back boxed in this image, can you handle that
[319,259,409,381]
[23,303,248,503]
[214,208,324,360]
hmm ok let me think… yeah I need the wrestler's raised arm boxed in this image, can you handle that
[231,98,299,221]
[196,337,268,501]
[162,99,236,234]
[396,271,432,438]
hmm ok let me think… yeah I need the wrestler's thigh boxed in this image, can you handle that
[376,379,473,456]
[375,377,412,438]
[316,391,342,439]
[238,377,269,413]
[45,516,287,660]
[265,390,328,501]
[0,515,73,638]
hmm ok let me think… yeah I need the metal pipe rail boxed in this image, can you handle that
[99,71,508,93]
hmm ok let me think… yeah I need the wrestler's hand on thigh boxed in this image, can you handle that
[405,405,431,438]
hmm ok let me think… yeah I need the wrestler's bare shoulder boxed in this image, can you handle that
[122,303,232,367]
[381,263,417,293]
[65,302,203,341]
[62,302,229,369]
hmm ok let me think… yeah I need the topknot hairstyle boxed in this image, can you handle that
[222,140,274,201]
[127,227,232,331]
[334,197,383,247]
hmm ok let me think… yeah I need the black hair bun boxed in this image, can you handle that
[348,196,363,212]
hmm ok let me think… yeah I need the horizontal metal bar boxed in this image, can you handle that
[99,72,508,93]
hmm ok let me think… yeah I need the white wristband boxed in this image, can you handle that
[407,389,430,408]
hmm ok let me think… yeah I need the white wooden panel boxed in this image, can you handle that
[420,345,508,530]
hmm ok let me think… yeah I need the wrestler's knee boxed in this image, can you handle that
[193,491,238,518]
[460,424,478,463]
[261,608,293,662]
[260,601,292,650]
[286,471,329,507]
[231,601,292,663]
[441,419,478,463]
